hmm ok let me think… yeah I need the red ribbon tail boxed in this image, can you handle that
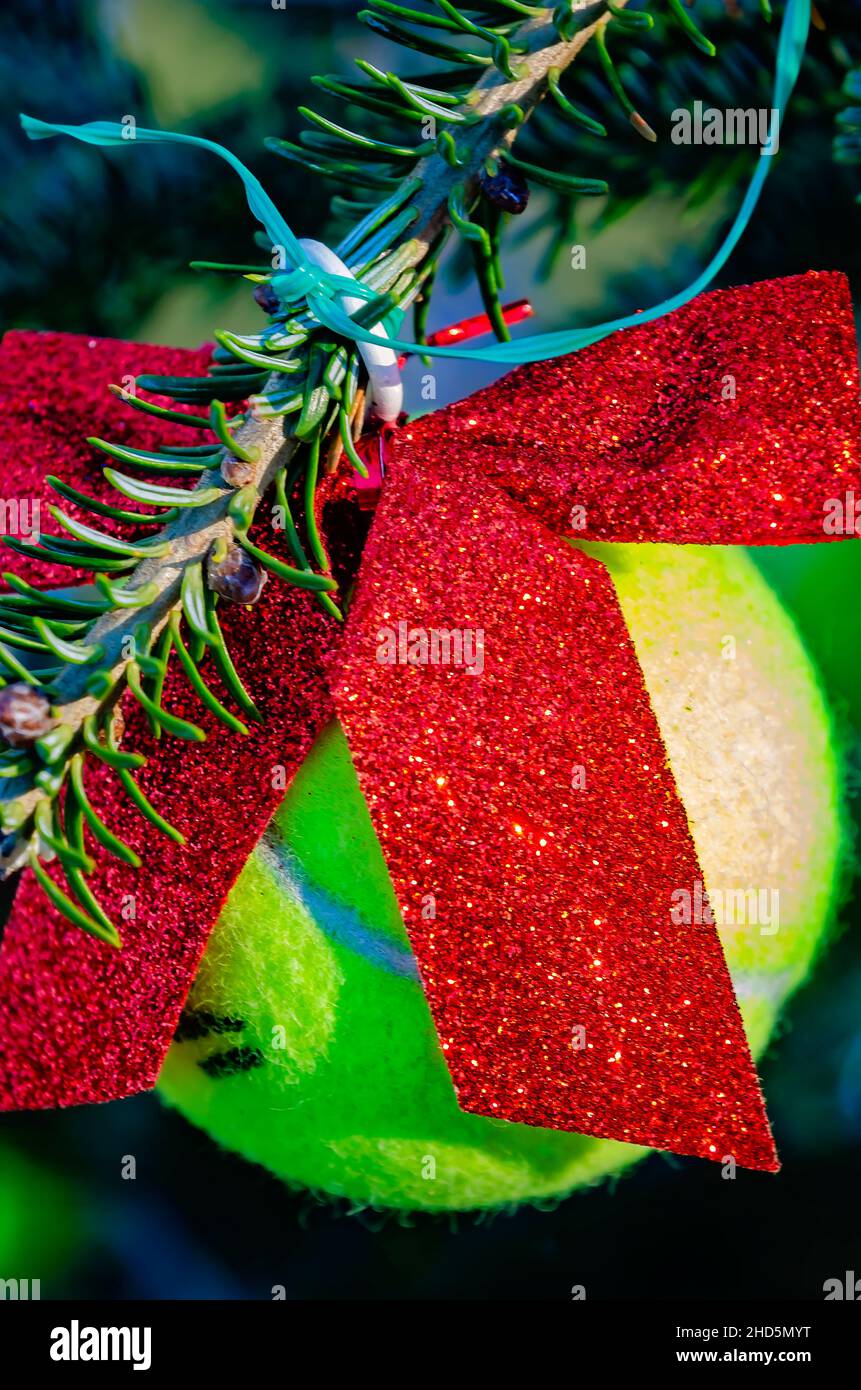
[333,447,778,1169]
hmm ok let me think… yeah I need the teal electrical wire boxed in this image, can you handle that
[20,0,810,367]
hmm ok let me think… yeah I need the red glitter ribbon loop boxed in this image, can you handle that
[0,273,859,1168]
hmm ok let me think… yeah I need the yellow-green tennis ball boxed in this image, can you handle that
[157,544,846,1211]
[754,541,861,730]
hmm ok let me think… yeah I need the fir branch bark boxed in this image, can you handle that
[406,2,616,250]
[5,1,624,847]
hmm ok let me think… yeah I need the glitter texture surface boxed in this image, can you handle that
[0,331,338,1108]
[334,455,779,1168]
[334,271,859,1169]
[0,272,857,1157]
[397,271,859,545]
[0,332,215,586]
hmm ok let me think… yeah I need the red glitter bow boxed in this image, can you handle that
[0,272,859,1171]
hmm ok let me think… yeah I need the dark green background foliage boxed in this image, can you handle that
[0,0,860,1299]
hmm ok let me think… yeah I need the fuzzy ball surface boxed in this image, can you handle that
[158,544,846,1211]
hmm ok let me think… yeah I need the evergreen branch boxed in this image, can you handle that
[4,0,739,944]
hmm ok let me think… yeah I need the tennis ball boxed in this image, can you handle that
[157,544,846,1211]
[753,541,861,731]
